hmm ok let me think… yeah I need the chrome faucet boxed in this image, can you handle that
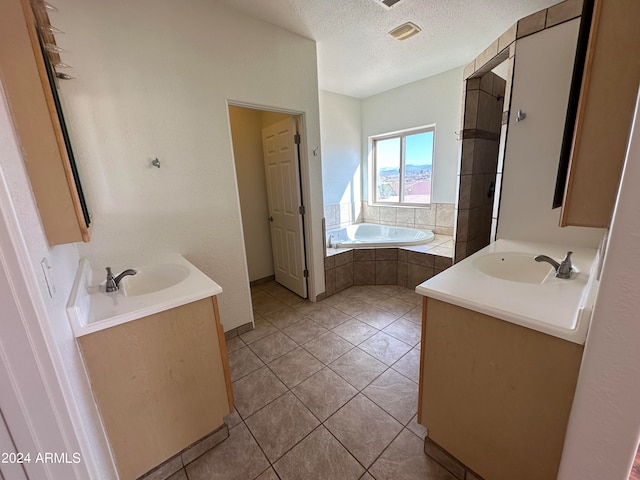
[534,251,573,279]
[105,267,137,292]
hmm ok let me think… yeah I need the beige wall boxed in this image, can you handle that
[229,106,274,282]
[54,0,324,329]
[497,19,604,247]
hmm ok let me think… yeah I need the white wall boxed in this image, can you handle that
[0,84,115,478]
[319,90,362,207]
[558,91,640,480]
[361,67,464,205]
[497,19,605,247]
[229,106,274,283]
[54,0,324,326]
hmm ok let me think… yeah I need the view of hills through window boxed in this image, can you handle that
[375,129,433,204]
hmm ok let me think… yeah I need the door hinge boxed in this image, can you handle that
[294,133,301,145]
[299,205,306,215]
[303,269,309,278]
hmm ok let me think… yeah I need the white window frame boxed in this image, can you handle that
[371,125,436,207]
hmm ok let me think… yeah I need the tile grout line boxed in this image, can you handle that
[235,283,425,479]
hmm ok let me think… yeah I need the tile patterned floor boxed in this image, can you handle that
[180,282,458,480]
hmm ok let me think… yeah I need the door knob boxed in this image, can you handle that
[268,216,274,222]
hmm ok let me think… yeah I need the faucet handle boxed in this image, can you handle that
[557,251,573,279]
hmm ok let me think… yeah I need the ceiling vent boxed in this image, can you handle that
[389,22,421,40]
[374,0,404,10]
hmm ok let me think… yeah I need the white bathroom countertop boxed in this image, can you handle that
[415,239,600,344]
[67,254,222,337]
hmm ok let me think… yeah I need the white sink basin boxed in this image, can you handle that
[66,255,223,337]
[473,252,554,284]
[120,264,190,296]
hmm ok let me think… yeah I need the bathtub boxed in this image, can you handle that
[327,223,434,248]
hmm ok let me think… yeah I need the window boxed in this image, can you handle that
[372,126,434,205]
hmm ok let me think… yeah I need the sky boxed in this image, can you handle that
[376,130,434,170]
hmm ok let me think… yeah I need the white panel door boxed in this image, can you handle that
[262,117,307,298]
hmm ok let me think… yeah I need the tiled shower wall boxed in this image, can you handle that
[455,72,506,263]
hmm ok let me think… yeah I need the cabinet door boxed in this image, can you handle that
[560,0,640,227]
[0,0,90,245]
[78,298,231,480]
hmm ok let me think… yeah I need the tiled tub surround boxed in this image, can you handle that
[324,235,454,297]
[324,202,456,236]
[324,202,363,230]
[363,203,455,236]
[179,281,461,480]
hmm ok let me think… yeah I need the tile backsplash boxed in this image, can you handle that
[324,202,455,235]
[362,202,454,235]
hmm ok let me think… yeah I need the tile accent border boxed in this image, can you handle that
[139,424,229,480]
[423,437,486,480]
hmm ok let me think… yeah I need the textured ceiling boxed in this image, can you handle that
[214,0,563,98]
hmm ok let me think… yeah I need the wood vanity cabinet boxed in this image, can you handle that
[560,0,640,228]
[0,0,90,245]
[78,297,233,480]
[418,298,583,480]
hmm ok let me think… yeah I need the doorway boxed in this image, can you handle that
[228,104,309,299]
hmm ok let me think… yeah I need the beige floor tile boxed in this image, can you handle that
[382,318,422,346]
[371,297,415,317]
[265,307,307,330]
[255,467,279,480]
[240,319,279,345]
[363,369,418,425]
[225,336,245,354]
[355,306,399,329]
[329,297,370,316]
[391,348,420,383]
[274,426,364,480]
[232,367,287,418]
[329,348,387,391]
[258,281,290,297]
[303,331,354,364]
[401,306,423,325]
[229,347,264,382]
[369,430,456,480]
[293,301,334,316]
[249,331,298,364]
[368,285,404,295]
[308,306,352,330]
[283,319,328,344]
[359,332,412,366]
[392,289,423,305]
[224,410,242,430]
[325,394,403,468]
[245,392,319,462]
[268,347,324,388]
[351,288,390,304]
[407,415,428,440]
[253,298,288,317]
[332,318,379,345]
[272,289,305,306]
[186,423,269,480]
[166,469,187,480]
[292,368,358,421]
